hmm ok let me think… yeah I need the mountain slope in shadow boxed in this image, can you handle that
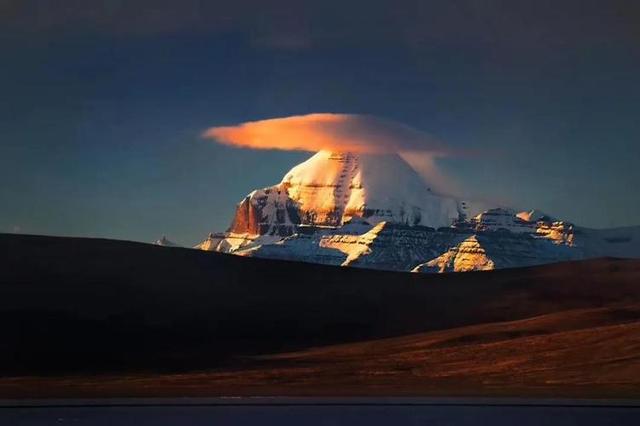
[1,233,639,378]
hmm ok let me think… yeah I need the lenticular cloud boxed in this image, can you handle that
[203,113,452,156]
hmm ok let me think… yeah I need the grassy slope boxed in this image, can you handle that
[3,305,640,398]
[1,233,640,397]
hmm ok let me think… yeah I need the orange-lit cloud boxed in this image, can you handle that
[203,113,452,155]
[204,113,468,195]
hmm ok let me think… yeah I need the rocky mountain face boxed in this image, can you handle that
[195,151,640,272]
[412,232,579,273]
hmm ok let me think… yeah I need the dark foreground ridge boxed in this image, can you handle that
[1,233,640,389]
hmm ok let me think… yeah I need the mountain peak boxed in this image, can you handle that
[225,150,464,238]
[153,236,178,247]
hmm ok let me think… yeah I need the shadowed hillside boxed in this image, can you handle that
[1,233,640,378]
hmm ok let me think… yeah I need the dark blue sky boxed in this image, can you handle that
[1,1,639,245]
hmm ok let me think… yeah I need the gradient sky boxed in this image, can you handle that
[1,1,639,245]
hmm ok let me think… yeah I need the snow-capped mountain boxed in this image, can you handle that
[196,151,640,273]
[412,232,578,273]
[153,236,179,247]
[227,150,474,233]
